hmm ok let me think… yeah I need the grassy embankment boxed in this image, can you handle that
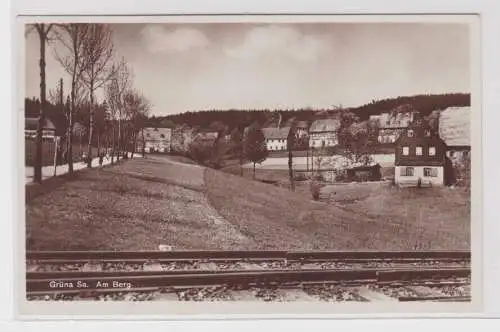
[26,155,470,251]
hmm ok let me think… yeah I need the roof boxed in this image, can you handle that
[295,121,309,128]
[375,111,414,129]
[438,106,471,147]
[25,117,56,131]
[262,126,291,140]
[309,119,340,132]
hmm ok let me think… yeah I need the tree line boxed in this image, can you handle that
[28,23,151,183]
[146,93,470,134]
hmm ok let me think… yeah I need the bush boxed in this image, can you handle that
[310,181,321,201]
[188,141,211,165]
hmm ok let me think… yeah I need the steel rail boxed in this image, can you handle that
[26,263,471,280]
[26,250,471,263]
[398,295,471,302]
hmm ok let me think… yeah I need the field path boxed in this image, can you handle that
[146,155,256,249]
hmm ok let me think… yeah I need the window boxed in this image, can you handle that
[407,130,414,137]
[416,146,423,156]
[402,146,410,156]
[429,146,436,156]
[400,167,414,177]
[424,167,438,177]
[146,133,150,137]
[160,134,165,138]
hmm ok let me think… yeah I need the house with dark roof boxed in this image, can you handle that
[25,117,56,139]
[394,115,448,187]
[262,126,291,151]
[308,118,340,148]
[439,106,471,163]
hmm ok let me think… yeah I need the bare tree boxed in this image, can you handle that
[53,24,89,173]
[105,57,131,164]
[122,89,151,158]
[30,23,54,183]
[80,24,115,168]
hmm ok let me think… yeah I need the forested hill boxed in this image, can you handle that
[349,93,470,121]
[148,93,470,131]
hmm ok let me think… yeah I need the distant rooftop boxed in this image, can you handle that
[309,118,340,132]
[262,126,291,140]
[439,106,470,147]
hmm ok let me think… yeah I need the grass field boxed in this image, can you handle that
[26,156,255,251]
[205,170,470,250]
[319,182,470,249]
[26,155,470,251]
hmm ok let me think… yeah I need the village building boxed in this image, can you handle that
[370,107,415,144]
[293,120,309,139]
[25,117,57,139]
[136,127,172,153]
[394,115,447,187]
[308,118,341,148]
[438,106,471,163]
[262,127,292,151]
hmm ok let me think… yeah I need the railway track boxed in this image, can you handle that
[26,250,472,302]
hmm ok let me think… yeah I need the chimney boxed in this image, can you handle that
[277,113,282,129]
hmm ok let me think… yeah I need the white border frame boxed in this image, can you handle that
[5,0,500,329]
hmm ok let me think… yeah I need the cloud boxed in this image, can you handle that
[140,25,210,54]
[224,25,328,62]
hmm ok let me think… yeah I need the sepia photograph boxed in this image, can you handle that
[18,14,480,315]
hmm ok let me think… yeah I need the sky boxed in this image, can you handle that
[25,22,471,116]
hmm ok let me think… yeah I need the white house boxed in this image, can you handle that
[308,119,340,148]
[262,127,291,151]
[137,127,172,153]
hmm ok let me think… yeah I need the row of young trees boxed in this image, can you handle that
[28,23,150,183]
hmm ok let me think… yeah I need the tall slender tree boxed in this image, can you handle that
[53,24,89,173]
[80,24,115,168]
[105,57,130,163]
[122,89,151,157]
[32,23,54,183]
